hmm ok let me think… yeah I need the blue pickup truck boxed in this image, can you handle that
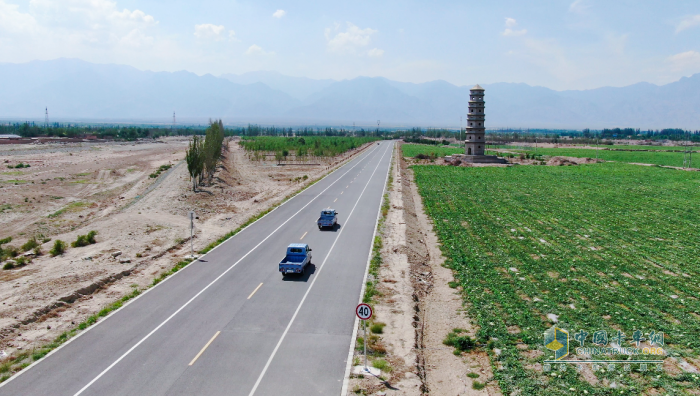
[317,209,338,229]
[279,244,312,276]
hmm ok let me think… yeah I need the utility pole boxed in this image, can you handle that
[377,120,380,136]
[44,107,49,128]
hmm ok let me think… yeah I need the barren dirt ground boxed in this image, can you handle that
[0,138,368,358]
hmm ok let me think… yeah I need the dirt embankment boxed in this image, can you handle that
[0,138,372,360]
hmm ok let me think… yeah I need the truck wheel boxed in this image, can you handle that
[318,226,322,230]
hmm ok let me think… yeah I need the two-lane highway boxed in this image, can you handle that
[0,141,394,396]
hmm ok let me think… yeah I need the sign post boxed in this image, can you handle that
[356,303,373,373]
[189,211,195,258]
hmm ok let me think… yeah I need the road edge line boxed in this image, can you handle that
[340,142,394,396]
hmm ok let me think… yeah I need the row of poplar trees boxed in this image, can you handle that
[186,119,226,192]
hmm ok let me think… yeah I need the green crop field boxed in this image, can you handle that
[413,163,700,394]
[501,147,692,167]
[401,144,464,158]
[238,136,379,160]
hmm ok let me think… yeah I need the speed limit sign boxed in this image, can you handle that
[356,303,372,320]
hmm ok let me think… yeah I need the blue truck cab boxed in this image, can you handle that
[279,244,312,276]
[317,209,338,229]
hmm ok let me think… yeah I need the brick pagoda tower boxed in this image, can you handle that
[456,84,506,164]
[465,84,486,156]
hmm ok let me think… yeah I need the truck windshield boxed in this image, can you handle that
[289,248,303,253]
[322,211,333,216]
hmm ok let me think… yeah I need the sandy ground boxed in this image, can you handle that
[0,137,370,358]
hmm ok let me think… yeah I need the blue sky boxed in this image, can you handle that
[1,0,699,90]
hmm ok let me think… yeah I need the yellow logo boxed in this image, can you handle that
[544,326,569,360]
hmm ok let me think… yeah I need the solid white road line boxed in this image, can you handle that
[71,145,382,396]
[188,331,220,366]
[340,142,394,396]
[247,143,391,396]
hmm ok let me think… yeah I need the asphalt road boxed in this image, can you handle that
[0,141,394,396]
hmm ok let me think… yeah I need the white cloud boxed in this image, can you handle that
[272,9,286,19]
[676,15,700,33]
[245,44,274,56]
[367,48,384,57]
[194,23,225,39]
[0,0,39,34]
[326,22,378,54]
[502,18,527,36]
[667,50,700,72]
[569,0,589,14]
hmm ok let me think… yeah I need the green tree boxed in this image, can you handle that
[186,135,204,192]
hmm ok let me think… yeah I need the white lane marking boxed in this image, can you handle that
[341,191,343,195]
[300,231,307,240]
[248,143,391,396]
[334,198,337,202]
[70,146,382,396]
[188,331,220,366]
[340,142,394,396]
[247,283,263,300]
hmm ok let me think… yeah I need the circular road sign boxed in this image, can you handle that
[356,303,372,321]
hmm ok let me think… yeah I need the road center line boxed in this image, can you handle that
[247,143,391,396]
[188,331,220,366]
[300,231,307,240]
[334,198,337,202]
[247,283,263,299]
[70,144,381,396]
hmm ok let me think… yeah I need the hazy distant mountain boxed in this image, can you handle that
[220,71,335,100]
[1,58,699,129]
[0,58,301,121]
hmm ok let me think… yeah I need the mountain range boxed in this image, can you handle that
[1,58,698,129]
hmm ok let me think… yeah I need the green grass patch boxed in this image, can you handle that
[502,146,690,167]
[401,144,463,158]
[370,322,386,334]
[371,359,392,372]
[149,164,173,178]
[48,201,88,218]
[413,162,700,395]
[443,328,476,353]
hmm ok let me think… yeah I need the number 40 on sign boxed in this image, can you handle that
[356,303,372,320]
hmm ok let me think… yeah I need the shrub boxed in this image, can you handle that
[448,281,459,288]
[443,328,476,352]
[2,245,18,258]
[467,372,480,378]
[33,246,42,256]
[86,230,97,244]
[3,262,14,270]
[21,237,39,252]
[0,236,12,245]
[15,256,27,267]
[71,231,97,247]
[370,322,386,334]
[472,381,486,390]
[50,240,66,256]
